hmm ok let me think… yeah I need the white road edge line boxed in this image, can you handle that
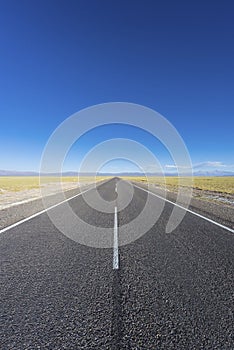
[113,206,119,270]
[0,185,96,234]
[134,184,234,234]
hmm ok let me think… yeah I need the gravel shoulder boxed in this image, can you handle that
[133,182,234,230]
[0,183,96,230]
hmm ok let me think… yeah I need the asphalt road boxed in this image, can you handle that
[0,178,234,349]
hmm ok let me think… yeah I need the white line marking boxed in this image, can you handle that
[113,206,119,269]
[134,184,234,234]
[0,185,96,234]
[115,184,118,193]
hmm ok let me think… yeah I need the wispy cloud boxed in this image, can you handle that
[165,164,188,169]
[165,161,234,171]
[193,161,225,169]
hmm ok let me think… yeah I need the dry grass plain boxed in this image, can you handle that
[1,175,233,195]
[0,176,108,193]
[0,176,109,209]
[0,176,233,209]
[121,176,234,195]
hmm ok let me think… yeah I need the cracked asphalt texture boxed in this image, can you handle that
[1,178,234,349]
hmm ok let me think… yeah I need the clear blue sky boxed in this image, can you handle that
[0,0,233,173]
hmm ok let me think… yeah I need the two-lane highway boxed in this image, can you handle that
[0,178,234,349]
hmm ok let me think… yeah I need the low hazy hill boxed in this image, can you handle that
[0,169,234,177]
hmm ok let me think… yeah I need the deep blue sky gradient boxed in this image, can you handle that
[0,0,233,172]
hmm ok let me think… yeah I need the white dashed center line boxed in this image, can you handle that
[113,206,119,270]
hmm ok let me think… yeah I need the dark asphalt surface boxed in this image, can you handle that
[0,178,234,349]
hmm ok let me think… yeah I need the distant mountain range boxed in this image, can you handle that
[0,169,234,177]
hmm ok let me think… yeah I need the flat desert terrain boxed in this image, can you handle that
[0,176,104,210]
[1,176,233,210]
[123,176,234,207]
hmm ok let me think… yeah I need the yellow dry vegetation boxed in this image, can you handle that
[0,176,109,193]
[1,176,233,195]
[121,176,234,195]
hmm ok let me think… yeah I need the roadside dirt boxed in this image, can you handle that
[0,182,89,210]
[149,184,234,207]
[144,183,234,229]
